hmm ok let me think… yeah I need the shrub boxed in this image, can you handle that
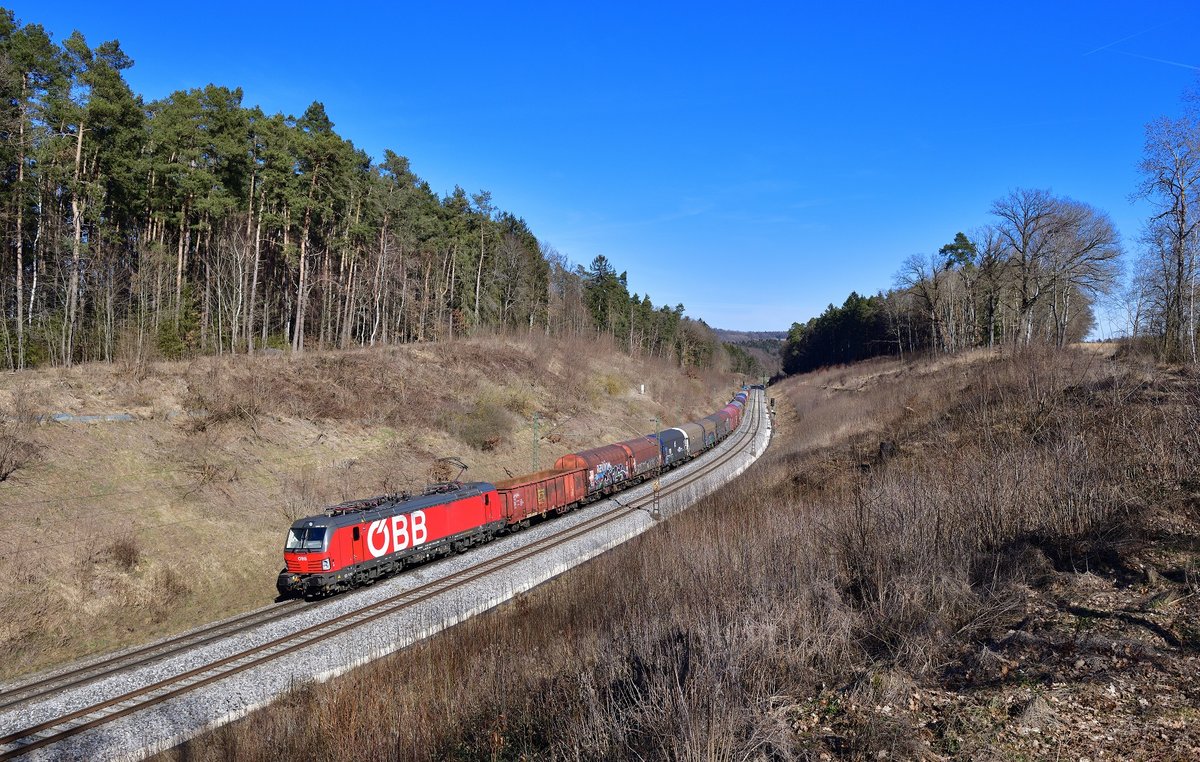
[501,387,535,416]
[0,390,41,482]
[182,363,267,431]
[106,536,142,572]
[453,401,515,451]
[157,286,202,360]
[601,374,625,396]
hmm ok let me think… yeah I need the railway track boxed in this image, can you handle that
[0,392,766,761]
[0,599,310,714]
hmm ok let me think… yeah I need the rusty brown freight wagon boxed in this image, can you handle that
[494,467,588,524]
[614,435,661,479]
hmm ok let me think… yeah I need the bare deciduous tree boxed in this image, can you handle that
[990,188,1061,345]
[1135,115,1200,360]
[1044,200,1122,347]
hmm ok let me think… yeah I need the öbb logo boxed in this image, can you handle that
[366,511,428,558]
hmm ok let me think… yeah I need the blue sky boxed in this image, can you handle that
[12,2,1200,333]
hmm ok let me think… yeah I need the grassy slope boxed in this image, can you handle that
[164,346,1199,761]
[0,334,740,679]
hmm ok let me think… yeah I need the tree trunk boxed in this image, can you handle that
[474,234,485,329]
[370,223,386,346]
[398,244,407,343]
[29,183,44,329]
[202,238,211,351]
[175,199,189,322]
[292,169,319,353]
[420,257,432,342]
[293,236,308,352]
[67,118,86,367]
[247,210,262,353]
[14,76,28,368]
[447,246,456,341]
[341,260,356,348]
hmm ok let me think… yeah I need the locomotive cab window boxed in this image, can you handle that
[286,527,327,551]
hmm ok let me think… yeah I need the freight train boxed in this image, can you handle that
[276,390,750,598]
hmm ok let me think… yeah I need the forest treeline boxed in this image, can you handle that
[0,10,759,376]
[784,86,1200,374]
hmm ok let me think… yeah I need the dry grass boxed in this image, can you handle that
[163,346,1200,760]
[0,335,738,680]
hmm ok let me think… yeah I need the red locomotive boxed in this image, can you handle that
[276,482,504,597]
[277,389,753,598]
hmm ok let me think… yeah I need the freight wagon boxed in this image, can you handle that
[554,442,635,495]
[615,436,661,480]
[494,467,588,526]
[656,429,689,467]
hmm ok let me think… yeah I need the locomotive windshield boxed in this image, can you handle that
[286,527,327,551]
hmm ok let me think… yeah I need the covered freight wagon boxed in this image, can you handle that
[615,435,661,479]
[693,418,718,448]
[715,409,734,433]
[656,429,688,467]
[702,412,730,439]
[676,421,707,456]
[555,443,635,494]
[720,409,735,432]
[722,403,742,430]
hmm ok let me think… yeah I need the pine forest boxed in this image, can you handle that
[0,11,755,373]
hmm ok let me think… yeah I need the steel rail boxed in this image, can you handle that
[0,599,309,713]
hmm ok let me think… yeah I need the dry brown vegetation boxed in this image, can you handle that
[0,334,739,679]
[166,346,1199,761]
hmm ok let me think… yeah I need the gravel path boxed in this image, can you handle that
[0,392,771,761]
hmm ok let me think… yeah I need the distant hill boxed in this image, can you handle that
[713,329,785,377]
[712,329,787,344]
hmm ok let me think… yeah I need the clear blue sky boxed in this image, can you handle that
[12,2,1200,333]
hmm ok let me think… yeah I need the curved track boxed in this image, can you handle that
[0,392,766,761]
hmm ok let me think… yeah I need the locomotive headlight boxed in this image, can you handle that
[322,558,331,571]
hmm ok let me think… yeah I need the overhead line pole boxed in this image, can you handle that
[533,412,540,472]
